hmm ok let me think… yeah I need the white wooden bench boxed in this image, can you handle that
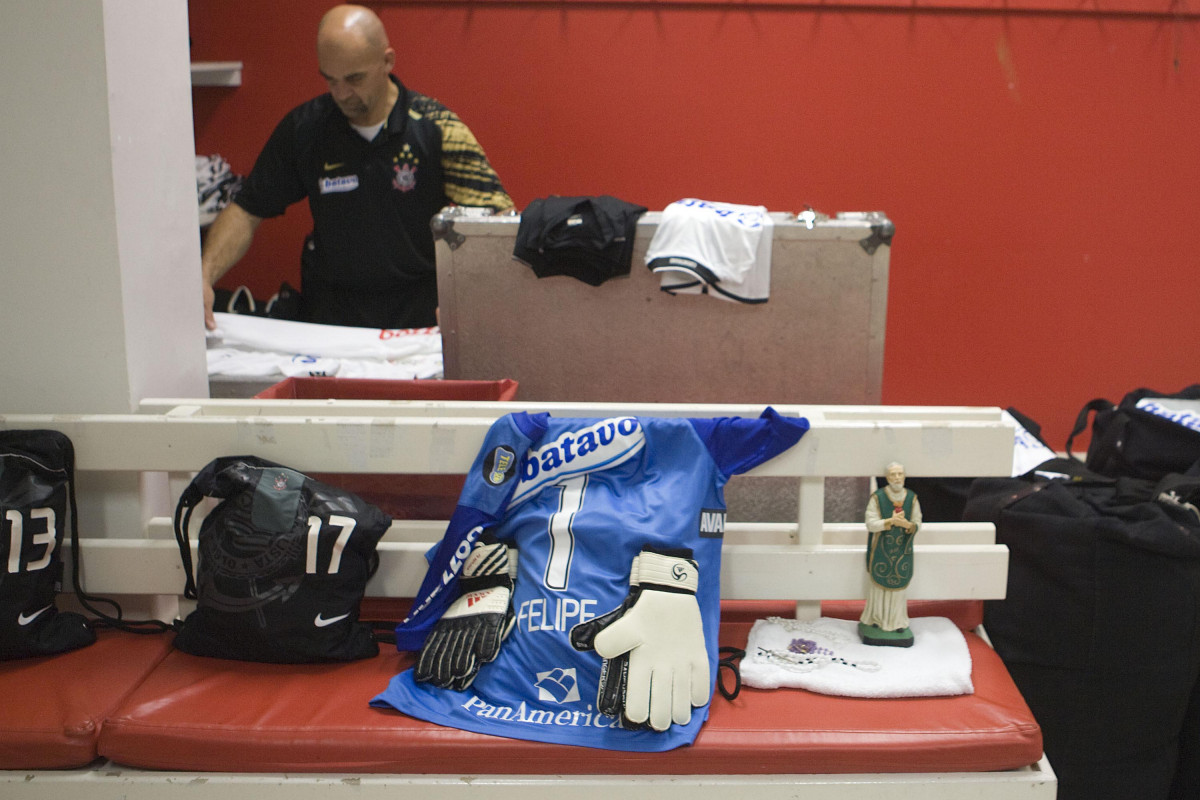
[0,399,1055,799]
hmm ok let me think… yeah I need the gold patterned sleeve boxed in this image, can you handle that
[432,108,513,211]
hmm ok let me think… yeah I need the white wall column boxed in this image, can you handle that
[0,0,207,537]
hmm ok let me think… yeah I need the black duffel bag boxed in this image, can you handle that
[1067,385,1200,481]
[966,458,1200,800]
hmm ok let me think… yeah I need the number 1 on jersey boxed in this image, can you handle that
[545,475,587,591]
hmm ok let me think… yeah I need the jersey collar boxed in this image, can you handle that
[380,75,410,140]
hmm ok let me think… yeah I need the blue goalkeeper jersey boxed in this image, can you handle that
[371,408,809,751]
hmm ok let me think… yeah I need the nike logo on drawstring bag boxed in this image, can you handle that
[314,612,350,628]
[17,605,52,627]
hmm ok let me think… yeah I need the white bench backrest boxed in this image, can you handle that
[0,400,1016,615]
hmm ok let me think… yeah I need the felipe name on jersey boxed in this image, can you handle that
[515,596,598,635]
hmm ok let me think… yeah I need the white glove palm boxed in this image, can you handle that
[590,549,709,731]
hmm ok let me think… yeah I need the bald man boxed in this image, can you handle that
[202,5,512,330]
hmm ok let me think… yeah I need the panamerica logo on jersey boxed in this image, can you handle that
[509,417,645,507]
[535,667,581,703]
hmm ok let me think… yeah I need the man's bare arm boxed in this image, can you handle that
[201,203,263,330]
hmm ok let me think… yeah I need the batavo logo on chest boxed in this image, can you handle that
[319,175,359,194]
[510,418,646,506]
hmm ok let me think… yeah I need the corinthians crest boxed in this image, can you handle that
[195,469,307,625]
[197,514,304,624]
[393,163,417,192]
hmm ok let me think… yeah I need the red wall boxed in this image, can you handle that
[189,0,1200,447]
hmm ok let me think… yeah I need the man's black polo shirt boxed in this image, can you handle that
[235,76,511,329]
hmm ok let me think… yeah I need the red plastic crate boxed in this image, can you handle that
[253,377,518,519]
[253,377,518,402]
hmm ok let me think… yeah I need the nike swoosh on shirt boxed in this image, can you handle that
[323,162,345,171]
[17,604,52,627]
[314,612,350,628]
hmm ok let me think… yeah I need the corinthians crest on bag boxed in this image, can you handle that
[172,455,392,663]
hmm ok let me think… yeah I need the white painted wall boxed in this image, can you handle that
[0,0,208,539]
[0,0,206,415]
[104,0,210,407]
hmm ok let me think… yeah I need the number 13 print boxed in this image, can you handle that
[4,508,56,574]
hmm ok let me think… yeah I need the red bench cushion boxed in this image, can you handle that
[98,621,1041,774]
[0,629,173,769]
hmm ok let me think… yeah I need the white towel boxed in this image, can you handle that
[740,616,974,698]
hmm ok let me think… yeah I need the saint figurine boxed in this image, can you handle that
[859,462,921,647]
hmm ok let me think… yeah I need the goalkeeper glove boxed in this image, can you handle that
[414,536,517,691]
[572,547,709,731]
[570,555,642,725]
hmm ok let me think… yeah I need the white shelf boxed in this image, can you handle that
[191,61,242,87]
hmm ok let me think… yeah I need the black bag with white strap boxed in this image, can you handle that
[1066,384,1200,481]
[173,455,392,663]
[0,430,95,660]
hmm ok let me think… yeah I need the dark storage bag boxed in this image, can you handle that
[966,458,1200,800]
[173,455,392,663]
[1067,384,1200,481]
[0,430,95,660]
